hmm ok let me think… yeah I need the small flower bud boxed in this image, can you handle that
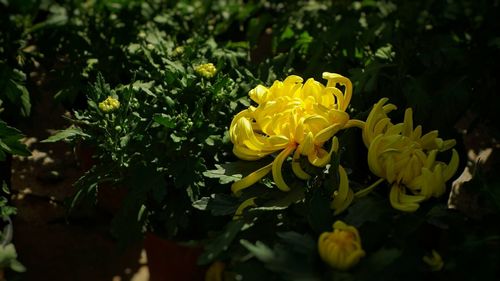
[194,63,217,79]
[99,96,120,112]
[318,221,365,270]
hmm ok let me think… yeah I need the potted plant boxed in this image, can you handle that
[44,20,257,279]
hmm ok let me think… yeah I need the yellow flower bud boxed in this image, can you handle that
[422,250,444,271]
[173,46,184,56]
[318,221,365,270]
[98,96,120,112]
[195,63,217,78]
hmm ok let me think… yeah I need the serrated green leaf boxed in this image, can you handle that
[192,197,210,211]
[203,164,242,184]
[253,182,305,212]
[153,113,176,128]
[132,81,155,96]
[206,194,240,216]
[198,220,244,265]
[42,127,90,143]
[203,159,273,185]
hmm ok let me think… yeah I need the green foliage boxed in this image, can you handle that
[0,62,30,118]
[1,193,25,274]
[0,120,30,161]
[198,220,244,265]
[0,244,26,273]
[42,3,260,243]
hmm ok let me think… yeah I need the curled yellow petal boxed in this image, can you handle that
[231,163,273,195]
[389,184,420,212]
[444,149,459,180]
[292,149,311,180]
[233,145,273,161]
[345,119,365,129]
[233,197,257,219]
[331,165,354,215]
[322,72,352,111]
[272,145,296,192]
[249,85,269,104]
[423,250,444,271]
[402,108,413,137]
[314,123,342,144]
[441,139,456,151]
[367,134,384,177]
[420,130,439,148]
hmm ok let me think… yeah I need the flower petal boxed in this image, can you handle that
[231,163,273,195]
[272,145,296,191]
[292,148,311,180]
[444,149,459,180]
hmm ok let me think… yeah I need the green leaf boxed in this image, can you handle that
[0,64,31,117]
[192,197,210,211]
[241,239,275,262]
[153,114,176,129]
[205,194,240,216]
[344,196,389,228]
[306,187,333,233]
[253,182,305,212]
[198,220,244,265]
[42,127,90,143]
[10,259,27,273]
[374,44,395,61]
[132,81,155,97]
[365,248,401,269]
[203,159,273,185]
[241,233,321,281]
[280,27,295,41]
[203,164,242,184]
[0,120,30,157]
[296,31,313,54]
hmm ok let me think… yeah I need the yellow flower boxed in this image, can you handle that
[229,73,359,195]
[98,96,120,112]
[205,261,226,281]
[363,98,459,212]
[318,221,365,270]
[423,250,444,271]
[195,63,217,78]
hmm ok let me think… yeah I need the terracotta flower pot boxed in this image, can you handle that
[144,232,205,281]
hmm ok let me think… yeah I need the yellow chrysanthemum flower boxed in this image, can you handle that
[229,73,359,195]
[195,63,217,78]
[318,220,365,270]
[205,261,226,281]
[362,98,459,212]
[98,96,120,112]
[423,250,444,271]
